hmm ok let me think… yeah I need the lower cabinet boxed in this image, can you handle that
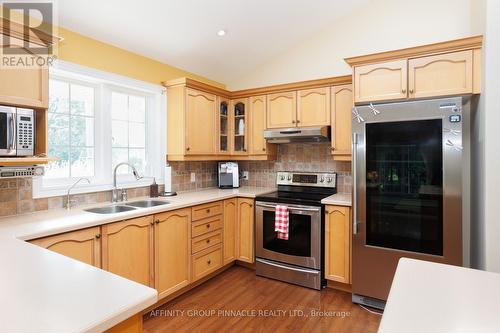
[191,244,223,282]
[325,205,351,284]
[30,227,101,267]
[101,216,155,287]
[236,198,255,263]
[223,198,237,264]
[154,209,191,299]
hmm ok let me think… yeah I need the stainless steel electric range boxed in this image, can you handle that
[255,171,337,290]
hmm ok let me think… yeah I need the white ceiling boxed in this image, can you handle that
[57,0,369,86]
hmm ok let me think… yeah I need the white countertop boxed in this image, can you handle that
[0,186,274,333]
[321,192,352,206]
[379,258,500,333]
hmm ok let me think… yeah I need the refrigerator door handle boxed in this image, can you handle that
[352,132,358,235]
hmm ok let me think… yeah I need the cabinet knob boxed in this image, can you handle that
[262,147,266,151]
[250,204,253,207]
[206,208,210,213]
[330,147,335,151]
[206,239,210,244]
[243,148,247,152]
[296,120,300,124]
[95,234,101,239]
[292,120,296,124]
[186,147,190,151]
[207,260,211,265]
[402,89,407,94]
[155,220,160,224]
[206,224,210,228]
[150,221,155,225]
[409,89,414,94]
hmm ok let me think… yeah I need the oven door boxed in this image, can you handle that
[255,201,321,269]
[0,106,16,156]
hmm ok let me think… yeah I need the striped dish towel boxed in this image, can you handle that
[275,205,289,240]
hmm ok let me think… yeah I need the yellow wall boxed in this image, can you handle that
[56,27,225,88]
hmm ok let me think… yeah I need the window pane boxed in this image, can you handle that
[71,116,94,147]
[112,92,128,121]
[71,148,94,177]
[112,120,128,147]
[129,148,146,174]
[49,80,69,114]
[112,148,129,174]
[129,122,145,148]
[46,146,70,178]
[48,114,69,147]
[71,84,94,116]
[129,95,145,123]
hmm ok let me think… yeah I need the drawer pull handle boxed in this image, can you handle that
[206,209,210,213]
[95,234,101,239]
[206,239,210,243]
[206,224,211,228]
[207,260,211,265]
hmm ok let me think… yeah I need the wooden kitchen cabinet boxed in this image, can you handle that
[102,216,154,287]
[30,227,101,267]
[0,35,48,109]
[408,50,473,99]
[223,198,237,264]
[297,87,330,127]
[154,209,191,299]
[331,84,353,161]
[266,91,297,128]
[236,198,255,263]
[231,98,249,155]
[325,205,351,284]
[217,96,231,155]
[185,88,217,155]
[354,59,408,104]
[191,244,223,282]
[249,95,267,155]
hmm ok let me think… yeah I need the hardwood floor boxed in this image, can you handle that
[144,266,381,333]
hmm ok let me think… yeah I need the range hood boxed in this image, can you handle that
[264,126,331,144]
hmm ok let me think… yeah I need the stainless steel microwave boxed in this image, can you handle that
[0,105,35,156]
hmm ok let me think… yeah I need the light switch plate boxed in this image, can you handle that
[190,172,196,182]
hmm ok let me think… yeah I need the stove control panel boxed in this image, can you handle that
[277,171,337,188]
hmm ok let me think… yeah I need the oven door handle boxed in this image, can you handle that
[256,202,321,213]
[256,258,320,274]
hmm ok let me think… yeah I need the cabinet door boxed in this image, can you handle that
[325,206,351,284]
[408,50,473,99]
[236,198,254,263]
[331,84,353,160]
[223,199,237,264]
[102,216,154,287]
[266,91,297,129]
[297,87,330,127]
[249,95,267,155]
[231,98,248,155]
[354,59,408,104]
[30,227,101,267]
[154,209,191,298]
[185,88,216,155]
[217,96,231,155]
[0,35,48,108]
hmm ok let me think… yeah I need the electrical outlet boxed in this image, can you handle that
[190,172,196,182]
[242,171,249,180]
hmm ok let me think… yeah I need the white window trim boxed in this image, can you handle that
[33,60,166,199]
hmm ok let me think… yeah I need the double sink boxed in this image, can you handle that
[84,200,170,214]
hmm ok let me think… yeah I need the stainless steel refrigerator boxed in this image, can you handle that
[351,97,471,309]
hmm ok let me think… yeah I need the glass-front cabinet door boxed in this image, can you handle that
[217,97,230,154]
[231,98,248,155]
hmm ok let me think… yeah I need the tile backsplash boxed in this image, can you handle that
[0,143,351,218]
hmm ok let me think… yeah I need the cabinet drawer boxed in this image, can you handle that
[191,229,222,254]
[192,215,223,237]
[191,201,223,221]
[191,244,222,281]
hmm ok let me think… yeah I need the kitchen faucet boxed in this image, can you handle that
[67,177,91,210]
[112,162,142,203]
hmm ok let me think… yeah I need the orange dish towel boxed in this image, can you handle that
[275,205,289,240]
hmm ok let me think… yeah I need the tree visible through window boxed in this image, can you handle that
[45,79,95,179]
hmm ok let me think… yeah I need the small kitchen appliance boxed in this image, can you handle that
[0,105,35,157]
[217,162,239,188]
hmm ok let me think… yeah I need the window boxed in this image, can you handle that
[46,79,95,178]
[33,61,165,198]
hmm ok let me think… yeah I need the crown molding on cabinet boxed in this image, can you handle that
[344,35,483,67]
[163,77,231,98]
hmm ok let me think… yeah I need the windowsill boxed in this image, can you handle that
[32,178,163,199]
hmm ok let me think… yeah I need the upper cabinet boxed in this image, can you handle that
[353,59,408,103]
[297,87,331,127]
[0,35,49,109]
[185,88,217,155]
[217,96,230,155]
[249,95,268,155]
[408,50,473,99]
[331,84,353,161]
[346,35,483,105]
[266,91,297,128]
[231,98,248,155]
